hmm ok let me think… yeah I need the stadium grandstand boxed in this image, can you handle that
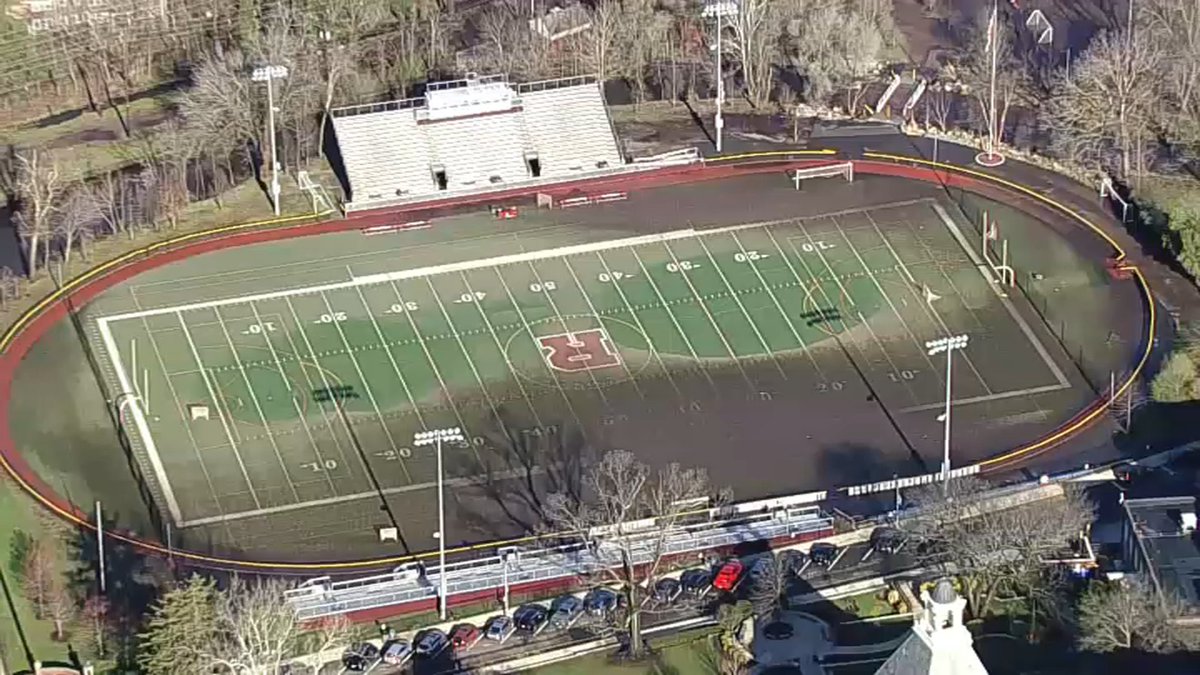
[330,74,627,212]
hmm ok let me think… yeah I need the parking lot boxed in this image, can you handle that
[319,529,917,674]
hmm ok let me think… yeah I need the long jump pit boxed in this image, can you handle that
[1,157,1151,567]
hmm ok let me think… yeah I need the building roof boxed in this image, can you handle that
[930,579,957,604]
[873,630,989,675]
[1124,496,1200,607]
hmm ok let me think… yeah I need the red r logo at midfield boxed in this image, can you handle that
[537,329,622,372]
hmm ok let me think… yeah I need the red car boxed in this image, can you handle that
[449,623,482,653]
[712,559,744,592]
[491,205,519,220]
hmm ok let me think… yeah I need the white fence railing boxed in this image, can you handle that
[284,506,833,620]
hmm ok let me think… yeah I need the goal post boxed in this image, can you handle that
[791,162,854,190]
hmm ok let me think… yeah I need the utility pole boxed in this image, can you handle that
[702,1,739,154]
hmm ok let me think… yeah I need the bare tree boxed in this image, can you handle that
[44,577,76,642]
[543,450,724,659]
[1043,30,1162,178]
[12,149,64,278]
[1141,0,1200,144]
[901,477,1093,619]
[21,537,56,617]
[55,188,99,268]
[747,554,787,617]
[293,615,353,672]
[784,1,888,110]
[204,577,303,675]
[578,0,625,83]
[1077,576,1198,653]
[90,171,126,238]
[960,10,1035,146]
[726,0,786,108]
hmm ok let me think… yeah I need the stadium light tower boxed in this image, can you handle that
[702,0,738,153]
[251,65,289,215]
[414,427,465,619]
[926,334,969,490]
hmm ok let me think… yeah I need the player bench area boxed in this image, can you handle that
[92,197,1070,531]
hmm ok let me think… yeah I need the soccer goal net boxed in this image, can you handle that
[791,162,854,190]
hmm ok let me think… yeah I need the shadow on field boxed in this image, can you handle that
[815,443,924,491]
[451,405,597,538]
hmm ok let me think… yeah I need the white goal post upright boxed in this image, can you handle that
[980,211,1015,288]
[791,162,854,190]
[1100,177,1130,223]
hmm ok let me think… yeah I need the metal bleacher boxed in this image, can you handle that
[518,77,624,176]
[330,74,629,212]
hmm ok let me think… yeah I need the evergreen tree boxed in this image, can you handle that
[136,575,219,675]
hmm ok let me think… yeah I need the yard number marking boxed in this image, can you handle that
[529,281,557,293]
[388,301,419,314]
[597,271,632,282]
[799,241,835,253]
[888,369,920,382]
[375,447,414,461]
[243,321,276,335]
[455,291,487,304]
[301,459,339,472]
[316,311,348,324]
[666,260,699,273]
[816,381,845,392]
[734,251,769,262]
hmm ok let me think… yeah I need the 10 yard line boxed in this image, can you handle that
[175,311,262,509]
[248,301,340,494]
[212,307,303,501]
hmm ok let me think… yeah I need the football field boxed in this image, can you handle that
[94,197,1070,528]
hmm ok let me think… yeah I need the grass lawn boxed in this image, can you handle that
[0,479,95,673]
[828,591,900,619]
[525,631,720,675]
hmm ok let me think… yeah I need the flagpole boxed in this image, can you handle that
[976,0,1005,167]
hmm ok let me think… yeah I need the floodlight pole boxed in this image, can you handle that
[988,0,999,160]
[926,335,969,491]
[252,65,289,216]
[703,1,737,154]
[414,427,464,620]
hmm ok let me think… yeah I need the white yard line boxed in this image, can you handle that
[212,307,302,501]
[559,258,645,399]
[931,203,1071,388]
[491,268,591,440]
[424,276,508,423]
[729,231,826,379]
[587,252,690,401]
[522,261,610,406]
[282,297,376,482]
[176,465,545,528]
[457,270,546,428]
[316,289,407,460]
[174,311,262,509]
[659,240,755,388]
[628,247,719,388]
[694,237,787,379]
[95,317,186,524]
[856,213,994,396]
[247,301,338,494]
[131,288,224,525]
[825,223,943,377]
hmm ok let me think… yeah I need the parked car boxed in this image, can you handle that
[414,628,449,657]
[484,615,516,643]
[652,577,682,604]
[380,639,413,666]
[748,555,776,579]
[712,559,744,592]
[870,527,907,555]
[550,595,584,629]
[780,549,810,577]
[680,568,713,597]
[449,623,482,652]
[810,542,840,567]
[584,587,619,616]
[513,604,550,635]
[341,642,380,672]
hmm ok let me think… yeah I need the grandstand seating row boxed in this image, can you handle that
[331,77,625,209]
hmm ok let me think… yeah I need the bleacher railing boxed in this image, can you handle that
[516,74,598,94]
[331,96,426,118]
[284,506,833,620]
